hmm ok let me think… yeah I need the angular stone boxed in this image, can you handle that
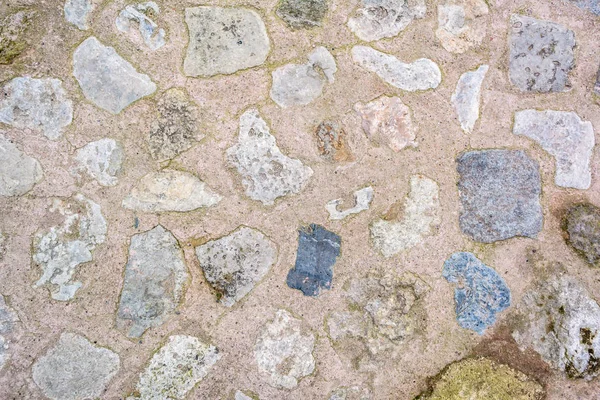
[73,37,156,114]
[0,11,34,64]
[0,77,73,140]
[195,227,277,307]
[276,0,328,29]
[566,0,600,15]
[74,138,123,187]
[32,333,120,400]
[183,7,270,77]
[457,150,543,243]
[565,203,600,266]
[64,0,93,30]
[254,309,315,389]
[370,175,441,258]
[226,109,313,205]
[354,96,417,152]
[348,0,426,42]
[116,2,166,50]
[509,15,575,93]
[122,169,222,212]
[0,295,18,370]
[329,386,371,400]
[315,121,352,162]
[326,186,374,220]
[436,0,489,54]
[352,46,441,91]
[451,65,488,133]
[513,110,594,190]
[443,252,511,334]
[286,224,341,296]
[0,133,43,196]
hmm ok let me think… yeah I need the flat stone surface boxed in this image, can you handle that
[0,11,34,64]
[436,0,489,53]
[195,227,277,307]
[286,224,341,296]
[0,133,43,196]
[315,121,352,162]
[565,203,600,266]
[513,110,594,190]
[116,2,166,50]
[0,296,18,371]
[348,0,426,42]
[276,0,328,29]
[74,138,123,187]
[326,186,374,220]
[73,37,156,114]
[64,0,92,30]
[451,65,488,133]
[457,150,543,243]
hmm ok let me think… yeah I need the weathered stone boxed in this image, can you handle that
[315,121,352,162]
[73,37,156,114]
[183,7,270,77]
[347,0,426,42]
[509,15,575,93]
[352,46,441,91]
[33,194,107,301]
[195,227,277,307]
[116,2,166,50]
[595,65,600,96]
[457,150,543,243]
[451,65,488,133]
[32,333,120,400]
[286,224,341,296]
[0,233,5,260]
[235,391,256,400]
[122,169,222,212]
[327,310,368,342]
[326,186,374,220]
[270,47,337,107]
[329,386,371,400]
[226,109,313,205]
[513,110,594,190]
[0,133,43,196]
[565,203,600,266]
[443,252,511,334]
[73,138,123,187]
[436,0,489,54]
[0,11,34,64]
[276,0,328,29]
[0,77,73,140]
[0,295,18,370]
[370,175,441,258]
[64,0,93,30]
[565,0,600,14]
[254,309,315,389]
[354,96,417,152]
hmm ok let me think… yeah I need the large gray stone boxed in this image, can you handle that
[451,65,488,133]
[64,0,93,30]
[348,0,426,42]
[0,133,43,196]
[564,203,600,266]
[276,0,327,29]
[74,138,123,187]
[116,2,166,50]
[0,295,18,370]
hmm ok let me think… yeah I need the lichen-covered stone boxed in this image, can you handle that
[565,203,600,266]
[32,333,120,400]
[436,0,489,54]
[0,133,43,196]
[64,0,93,30]
[0,295,18,370]
[457,150,543,243]
[326,187,374,220]
[195,227,277,307]
[116,2,166,50]
[276,0,328,29]
[73,138,123,187]
[315,121,352,162]
[348,0,426,42]
[451,65,488,133]
[0,11,34,64]
[329,386,371,400]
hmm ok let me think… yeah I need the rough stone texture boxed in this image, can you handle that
[116,225,188,338]
[326,186,374,220]
[122,169,222,212]
[73,37,156,114]
[315,121,352,162]
[64,0,93,30]
[0,77,73,140]
[565,203,600,266]
[276,0,328,29]
[286,224,341,296]
[442,252,511,334]
[254,309,315,389]
[0,11,34,64]
[0,296,18,370]
[352,46,441,91]
[32,333,120,400]
[195,227,277,307]
[226,109,313,205]
[436,0,489,54]
[235,391,255,400]
[457,150,543,243]
[33,194,107,301]
[566,0,600,14]
[347,0,426,42]
[183,7,270,77]
[509,15,576,93]
[354,96,417,152]
[595,65,600,96]
[513,110,595,190]
[451,65,488,133]
[0,133,43,196]
[329,386,371,400]
[116,2,166,50]
[0,233,5,260]
[73,138,123,187]
[370,175,441,258]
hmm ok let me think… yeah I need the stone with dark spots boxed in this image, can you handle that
[316,121,352,162]
[276,0,328,29]
[565,203,600,266]
[0,11,34,65]
[594,65,600,96]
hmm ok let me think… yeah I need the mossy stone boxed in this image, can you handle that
[565,203,600,266]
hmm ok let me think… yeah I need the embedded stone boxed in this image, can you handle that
[0,295,18,370]
[565,0,600,15]
[451,65,488,133]
[436,0,489,54]
[73,37,156,114]
[327,310,368,342]
[64,0,93,30]
[457,150,543,243]
[116,2,166,50]
[0,11,34,64]
[235,391,255,400]
[276,0,328,29]
[0,133,43,196]
[565,203,600,266]
[595,65,600,96]
[315,121,352,162]
[329,386,371,400]
[195,227,277,307]
[0,233,5,260]
[513,110,594,190]
[326,186,374,220]
[74,138,123,187]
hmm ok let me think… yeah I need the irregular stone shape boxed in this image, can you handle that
[443,252,511,334]
[565,203,600,266]
[327,187,374,220]
[416,357,545,399]
[595,65,600,97]
[33,194,107,301]
[226,109,313,205]
[0,233,5,260]
[329,386,371,400]
[286,224,341,296]
[235,391,255,400]
[276,0,328,29]
[354,96,417,152]
[117,225,188,338]
[74,138,123,187]
[0,77,73,140]
[352,46,441,91]
[32,333,120,400]
[315,121,352,162]
[195,227,277,307]
[183,7,270,77]
[436,0,489,53]
[271,47,337,107]
[451,65,488,133]
[116,2,166,50]
[73,37,156,114]
[347,0,426,42]
[0,133,43,196]
[513,110,595,190]
[370,175,441,258]
[566,0,600,15]
[0,11,34,64]
[509,15,575,93]
[122,169,222,212]
[64,0,93,30]
[0,295,18,370]
[457,150,543,243]
[513,275,600,379]
[254,309,315,389]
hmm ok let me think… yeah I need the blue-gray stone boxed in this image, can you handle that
[286,224,341,296]
[566,0,600,15]
[443,252,511,334]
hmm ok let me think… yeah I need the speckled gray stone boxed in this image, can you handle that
[276,0,328,29]
[64,0,93,30]
[348,0,426,42]
[565,203,600,266]
[73,138,123,187]
[0,133,43,196]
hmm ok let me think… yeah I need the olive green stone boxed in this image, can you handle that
[276,0,328,29]
[565,203,600,266]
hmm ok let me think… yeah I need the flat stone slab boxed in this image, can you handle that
[451,65,488,133]
[348,0,426,42]
[74,138,123,187]
[0,133,43,196]
[457,150,543,243]
[436,0,489,53]
[64,0,92,30]
[276,0,328,29]
[565,203,600,266]
[116,2,166,50]
[0,295,18,370]
[326,186,374,220]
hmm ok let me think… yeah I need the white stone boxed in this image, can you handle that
[348,0,426,42]
[64,0,93,30]
[451,65,488,133]
[436,0,489,54]
[235,391,254,400]
[0,295,18,371]
[73,138,123,187]
[0,133,43,196]
[116,2,166,50]
[326,187,374,220]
